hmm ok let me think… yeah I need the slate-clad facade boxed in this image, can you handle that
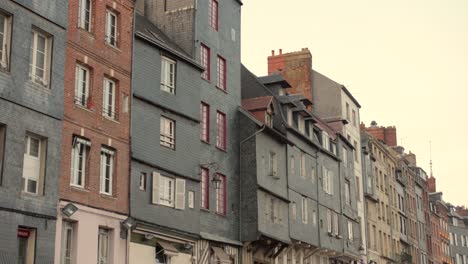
[0,0,67,262]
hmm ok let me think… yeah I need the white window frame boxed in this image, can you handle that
[160,116,175,149]
[78,0,92,31]
[30,29,52,87]
[345,180,351,205]
[287,108,293,126]
[105,10,117,47]
[139,172,146,191]
[70,137,90,188]
[291,202,297,221]
[75,64,90,107]
[22,134,43,194]
[159,175,175,207]
[0,12,12,69]
[98,228,110,264]
[100,148,114,195]
[103,78,116,119]
[333,212,339,235]
[300,152,306,179]
[269,151,277,177]
[348,221,353,241]
[61,221,75,264]
[302,197,308,224]
[161,56,176,94]
[215,174,226,215]
[327,209,332,233]
[298,114,305,133]
[322,132,329,150]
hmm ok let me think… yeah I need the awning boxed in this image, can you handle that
[199,232,243,246]
[211,247,231,263]
[157,241,179,257]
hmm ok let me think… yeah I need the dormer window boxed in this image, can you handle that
[265,112,272,127]
[297,114,305,133]
[322,131,329,150]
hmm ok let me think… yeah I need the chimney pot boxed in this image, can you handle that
[279,49,282,55]
[271,50,275,56]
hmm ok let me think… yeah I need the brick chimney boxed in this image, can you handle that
[456,206,468,217]
[267,48,313,104]
[364,121,398,147]
[428,176,436,193]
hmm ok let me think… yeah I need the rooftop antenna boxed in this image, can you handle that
[429,140,433,177]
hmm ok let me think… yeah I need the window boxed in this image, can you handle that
[312,210,317,226]
[216,173,226,215]
[160,116,175,149]
[18,227,36,264]
[70,137,90,188]
[0,125,5,182]
[74,64,90,107]
[208,0,218,30]
[354,141,358,162]
[98,228,110,264]
[102,78,116,119]
[290,156,295,177]
[333,212,339,235]
[200,44,210,80]
[188,191,194,209]
[139,172,146,191]
[105,10,117,46]
[300,152,306,179]
[216,111,226,150]
[345,102,350,121]
[297,115,305,133]
[0,12,12,69]
[348,221,353,241]
[323,167,334,195]
[216,56,226,90]
[322,132,329,150]
[61,222,75,264]
[345,180,351,205]
[78,0,91,31]
[265,112,273,127]
[30,29,52,86]
[301,197,308,224]
[152,172,186,209]
[200,167,209,209]
[100,147,114,195]
[161,57,176,94]
[200,103,210,142]
[287,108,293,126]
[327,209,332,233]
[22,134,45,194]
[352,110,356,127]
[269,151,277,177]
[291,202,297,220]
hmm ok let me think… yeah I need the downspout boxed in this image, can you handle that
[126,6,137,264]
[314,147,322,253]
[239,124,266,263]
[338,144,345,257]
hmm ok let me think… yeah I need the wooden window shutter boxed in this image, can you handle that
[152,172,160,204]
[175,178,186,210]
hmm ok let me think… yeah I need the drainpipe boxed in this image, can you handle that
[338,144,345,257]
[314,147,322,254]
[239,123,266,264]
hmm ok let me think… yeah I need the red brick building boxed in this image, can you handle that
[54,0,134,263]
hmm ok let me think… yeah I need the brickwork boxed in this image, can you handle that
[59,0,134,214]
[363,122,398,147]
[267,48,313,104]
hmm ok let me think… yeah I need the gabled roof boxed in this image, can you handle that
[135,14,204,71]
[241,96,273,112]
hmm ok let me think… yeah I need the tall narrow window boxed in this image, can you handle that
[98,228,110,264]
[159,175,175,207]
[342,147,348,167]
[301,197,308,224]
[160,116,175,149]
[200,103,210,142]
[345,102,350,121]
[333,212,339,235]
[216,173,226,215]
[216,111,226,150]
[22,134,45,194]
[161,57,176,94]
[354,141,359,162]
[102,78,116,119]
[139,172,146,191]
[300,152,306,178]
[352,110,356,127]
[345,180,351,205]
[200,44,210,80]
[269,151,277,177]
[216,56,226,90]
[0,12,12,69]
[78,0,92,31]
[70,136,90,188]
[200,167,209,209]
[74,64,90,107]
[100,147,114,195]
[30,29,52,86]
[348,221,353,241]
[105,10,117,46]
[327,209,332,233]
[208,0,218,30]
[61,222,75,264]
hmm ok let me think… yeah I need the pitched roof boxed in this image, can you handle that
[241,96,273,111]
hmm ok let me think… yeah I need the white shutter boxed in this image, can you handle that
[152,172,160,204]
[175,178,186,210]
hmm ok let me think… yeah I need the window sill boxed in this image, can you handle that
[0,65,10,74]
[105,42,121,52]
[160,144,175,151]
[200,208,210,213]
[21,191,40,197]
[100,193,116,199]
[78,28,94,38]
[201,140,210,145]
[215,86,227,94]
[215,146,227,153]
[202,77,211,83]
[102,115,120,124]
[74,104,94,113]
[71,185,89,193]
[28,80,51,92]
[215,212,227,218]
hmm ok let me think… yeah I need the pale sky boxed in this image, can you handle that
[241,0,468,206]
